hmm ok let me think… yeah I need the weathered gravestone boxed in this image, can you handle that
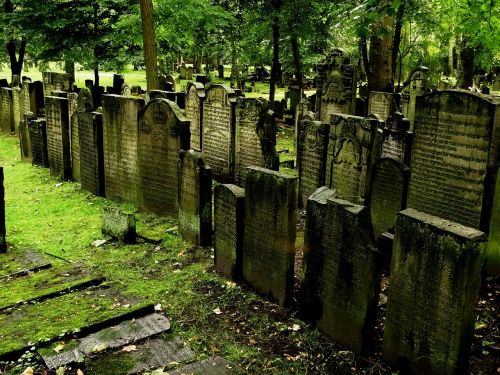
[19,112,34,162]
[214,184,245,280]
[202,84,237,181]
[121,84,131,97]
[318,49,358,121]
[297,120,330,207]
[493,75,500,92]
[70,110,80,182]
[178,150,212,246]
[368,91,394,120]
[235,98,279,186]
[402,69,428,131]
[103,95,145,205]
[138,99,190,215]
[0,88,13,133]
[184,82,205,150]
[187,66,194,81]
[79,110,104,196]
[0,167,5,252]
[407,90,500,232]
[300,187,379,353]
[42,71,70,98]
[179,64,188,80]
[45,96,71,180]
[243,167,297,306]
[29,118,49,167]
[325,114,381,204]
[101,206,136,244]
[11,87,21,134]
[383,208,486,375]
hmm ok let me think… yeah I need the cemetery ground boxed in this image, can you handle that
[0,129,498,375]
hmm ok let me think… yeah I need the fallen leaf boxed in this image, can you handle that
[77,370,85,375]
[213,307,222,315]
[53,343,65,353]
[21,368,34,375]
[292,324,301,332]
[154,304,162,312]
[92,239,107,247]
[91,343,107,353]
[55,183,63,187]
[122,345,137,352]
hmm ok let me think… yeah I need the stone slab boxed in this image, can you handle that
[101,207,136,243]
[168,356,241,375]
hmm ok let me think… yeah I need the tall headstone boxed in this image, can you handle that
[179,64,187,80]
[403,69,428,131]
[138,99,190,215]
[19,112,35,162]
[407,91,500,232]
[103,95,145,204]
[214,184,245,280]
[297,120,330,207]
[318,49,358,121]
[325,114,380,204]
[79,110,104,196]
[178,150,212,246]
[45,96,71,180]
[202,84,237,181]
[11,87,21,134]
[42,71,70,98]
[383,208,486,375]
[243,167,297,307]
[0,167,5,252]
[29,118,49,167]
[0,88,13,133]
[300,187,379,353]
[185,82,205,150]
[234,98,279,186]
[368,91,394,120]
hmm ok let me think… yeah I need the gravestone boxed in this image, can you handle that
[101,207,136,243]
[218,65,224,79]
[0,88,13,133]
[288,85,301,117]
[42,71,70,98]
[187,66,194,80]
[79,110,104,196]
[297,120,330,207]
[178,150,212,246]
[70,111,80,182]
[202,84,238,181]
[234,98,279,185]
[325,114,380,204]
[407,90,500,232]
[138,98,190,215]
[29,118,49,167]
[243,167,297,306]
[0,167,5,252]
[103,95,145,204]
[214,184,245,280]
[493,75,500,92]
[383,208,486,375]
[185,82,205,150]
[45,96,71,180]
[368,91,394,120]
[404,69,428,130]
[179,64,187,80]
[121,84,131,96]
[300,187,379,353]
[165,74,176,91]
[370,159,410,238]
[112,74,125,94]
[378,112,413,164]
[318,49,358,121]
[11,87,20,134]
[19,112,35,162]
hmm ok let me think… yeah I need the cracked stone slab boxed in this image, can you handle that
[42,348,85,370]
[167,356,242,375]
[79,313,171,354]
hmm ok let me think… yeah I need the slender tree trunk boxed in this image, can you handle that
[448,36,455,76]
[367,0,394,92]
[290,36,303,90]
[94,62,100,88]
[457,35,474,89]
[392,0,405,83]
[359,36,369,81]
[140,0,159,90]
[269,13,280,103]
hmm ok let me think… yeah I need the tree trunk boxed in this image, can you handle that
[448,36,455,76]
[94,64,99,88]
[367,1,394,92]
[6,35,26,79]
[457,36,474,89]
[140,0,159,91]
[359,35,369,81]
[290,36,303,90]
[269,13,280,103]
[64,60,75,83]
[392,0,405,85]
[196,51,203,73]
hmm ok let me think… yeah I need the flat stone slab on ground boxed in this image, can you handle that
[0,248,49,278]
[79,313,171,354]
[167,356,242,375]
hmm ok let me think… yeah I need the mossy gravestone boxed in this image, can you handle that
[79,111,104,197]
[103,95,145,205]
[297,120,330,207]
[29,118,49,167]
[243,167,297,306]
[101,207,136,243]
[300,187,379,353]
[0,88,13,133]
[178,150,212,246]
[45,96,71,180]
[234,98,279,186]
[0,167,5,252]
[383,208,486,375]
[214,184,245,280]
[185,82,205,150]
[138,99,190,215]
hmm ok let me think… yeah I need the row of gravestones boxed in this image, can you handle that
[209,88,498,374]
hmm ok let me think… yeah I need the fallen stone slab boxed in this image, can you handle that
[101,207,136,243]
[167,356,242,375]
